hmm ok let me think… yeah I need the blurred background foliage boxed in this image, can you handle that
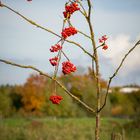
[0,69,140,119]
[0,70,140,140]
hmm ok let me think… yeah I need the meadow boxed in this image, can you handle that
[0,117,139,140]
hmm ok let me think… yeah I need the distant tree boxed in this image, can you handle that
[0,86,13,117]
[110,92,135,116]
[9,85,23,111]
[127,91,140,117]
[21,74,47,114]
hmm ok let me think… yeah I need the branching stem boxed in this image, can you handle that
[98,40,140,112]
[0,58,96,113]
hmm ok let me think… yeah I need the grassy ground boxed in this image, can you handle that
[0,117,139,140]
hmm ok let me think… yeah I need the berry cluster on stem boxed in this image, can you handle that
[62,61,76,75]
[48,1,80,104]
[50,44,62,52]
[63,2,80,18]
[98,35,108,50]
[61,27,78,39]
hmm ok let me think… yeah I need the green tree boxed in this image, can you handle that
[0,86,13,117]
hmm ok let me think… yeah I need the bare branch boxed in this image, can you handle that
[77,0,88,17]
[0,58,96,113]
[53,19,66,79]
[62,51,70,61]
[2,4,61,38]
[86,0,101,118]
[1,3,93,59]
[98,40,140,112]
[0,59,51,78]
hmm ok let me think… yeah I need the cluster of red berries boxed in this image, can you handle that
[50,44,62,52]
[99,35,108,50]
[49,57,58,66]
[63,2,80,18]
[48,2,79,104]
[62,61,77,75]
[61,27,78,39]
[49,95,63,104]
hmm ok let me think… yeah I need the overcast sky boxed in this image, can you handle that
[0,0,140,86]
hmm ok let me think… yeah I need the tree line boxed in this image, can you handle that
[0,71,139,118]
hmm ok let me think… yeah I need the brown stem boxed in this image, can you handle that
[86,0,101,139]
[53,19,66,79]
[62,51,70,61]
[0,58,96,113]
[53,43,64,79]
[78,0,88,17]
[98,39,140,112]
[92,58,96,78]
[53,48,63,93]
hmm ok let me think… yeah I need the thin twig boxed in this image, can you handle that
[67,19,91,39]
[87,0,91,19]
[77,0,88,17]
[86,1,101,139]
[78,30,91,39]
[98,40,140,112]
[95,45,103,50]
[66,40,95,59]
[53,19,66,79]
[0,58,96,113]
[62,51,70,61]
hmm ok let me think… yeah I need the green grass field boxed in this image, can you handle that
[0,117,139,140]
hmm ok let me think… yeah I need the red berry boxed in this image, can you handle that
[49,57,58,66]
[102,45,108,50]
